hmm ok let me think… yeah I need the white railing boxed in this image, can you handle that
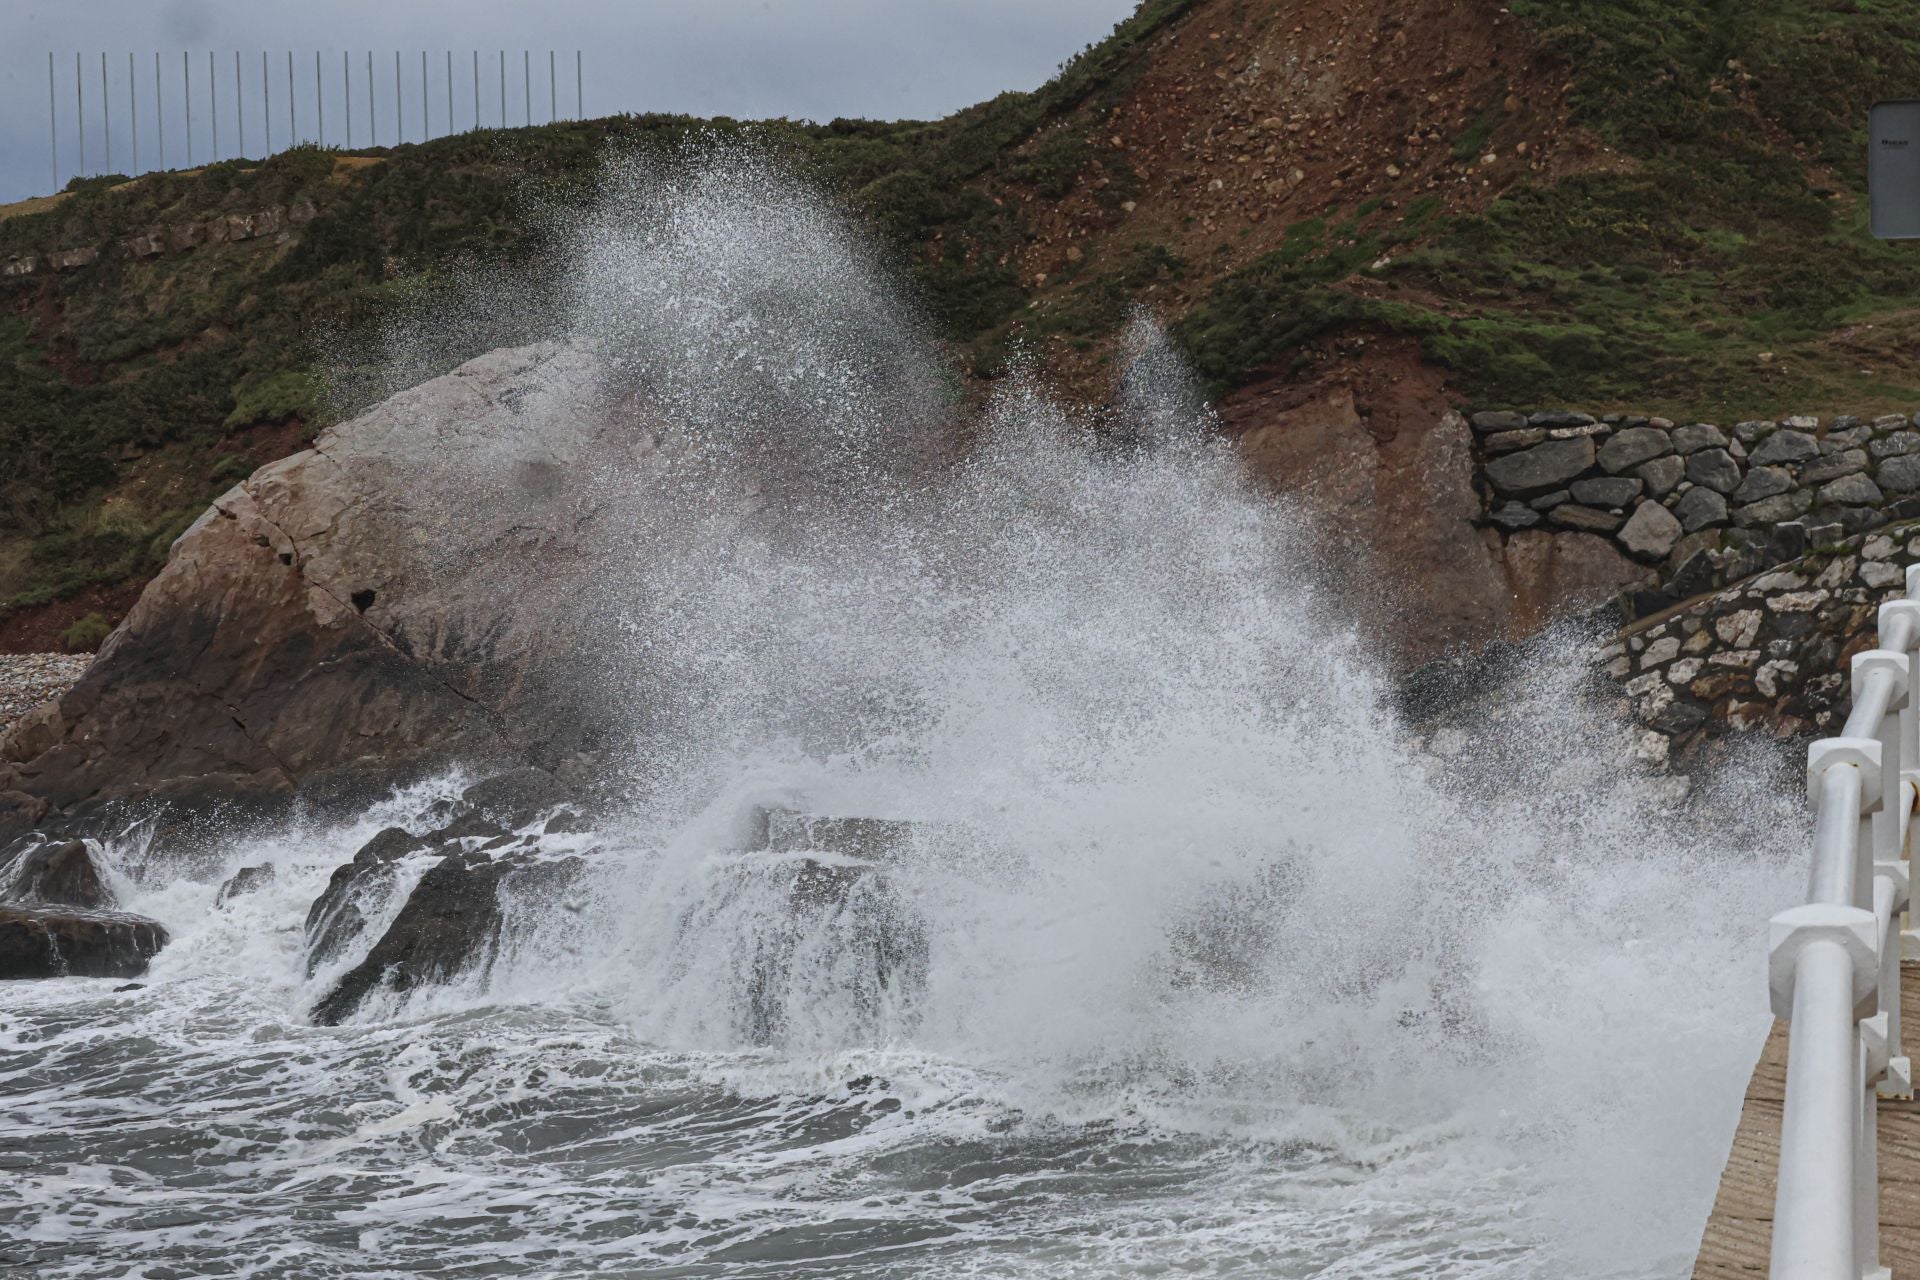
[1770,565,1920,1279]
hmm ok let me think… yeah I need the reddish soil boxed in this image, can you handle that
[1003,0,1591,395]
[215,416,312,467]
[0,578,151,654]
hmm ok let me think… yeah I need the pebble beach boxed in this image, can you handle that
[0,653,89,735]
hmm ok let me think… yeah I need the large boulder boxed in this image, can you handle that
[0,345,628,852]
[0,905,168,979]
[4,839,110,908]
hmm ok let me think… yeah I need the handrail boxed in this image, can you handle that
[1769,566,1920,1280]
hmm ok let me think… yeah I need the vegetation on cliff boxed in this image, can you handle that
[3,0,1918,638]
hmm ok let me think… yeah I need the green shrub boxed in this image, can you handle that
[60,612,112,652]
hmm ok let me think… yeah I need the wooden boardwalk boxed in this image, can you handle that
[1695,961,1920,1276]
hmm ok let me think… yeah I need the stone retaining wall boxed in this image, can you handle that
[1600,520,1920,767]
[1474,410,1920,623]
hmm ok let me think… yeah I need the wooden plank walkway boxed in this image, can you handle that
[1695,961,1920,1276]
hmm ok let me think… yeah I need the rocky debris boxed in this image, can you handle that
[0,905,168,979]
[5,839,110,909]
[0,654,90,739]
[6,202,317,278]
[216,863,276,904]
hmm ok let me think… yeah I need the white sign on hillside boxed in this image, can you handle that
[1871,100,1920,239]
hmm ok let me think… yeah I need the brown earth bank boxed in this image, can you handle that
[2,0,1915,762]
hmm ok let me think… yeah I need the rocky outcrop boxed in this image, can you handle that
[0,906,167,979]
[6,839,109,908]
[306,767,582,1021]
[2,200,318,278]
[0,837,170,977]
[0,344,628,854]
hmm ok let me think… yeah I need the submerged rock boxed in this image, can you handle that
[304,827,429,975]
[309,847,584,1025]
[0,905,168,979]
[215,863,276,904]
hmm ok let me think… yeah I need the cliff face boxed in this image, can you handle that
[3,0,1917,665]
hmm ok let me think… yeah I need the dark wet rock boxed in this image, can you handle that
[1569,476,1641,508]
[1597,427,1673,474]
[457,767,570,830]
[304,826,428,975]
[216,863,276,904]
[1528,410,1597,429]
[1528,489,1571,510]
[0,905,168,979]
[1684,448,1742,494]
[1766,521,1810,564]
[5,840,109,909]
[310,847,585,1025]
[1470,410,1530,434]
[1748,429,1820,465]
[1485,438,1596,496]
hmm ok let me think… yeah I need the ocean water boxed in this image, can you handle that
[1,150,1806,1278]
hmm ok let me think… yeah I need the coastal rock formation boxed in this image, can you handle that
[0,344,627,854]
[0,905,169,979]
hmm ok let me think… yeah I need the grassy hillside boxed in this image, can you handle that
[4,0,1920,644]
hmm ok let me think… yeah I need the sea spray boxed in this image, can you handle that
[0,148,1808,1278]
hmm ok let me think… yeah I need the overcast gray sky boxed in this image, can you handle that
[2,0,1142,203]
